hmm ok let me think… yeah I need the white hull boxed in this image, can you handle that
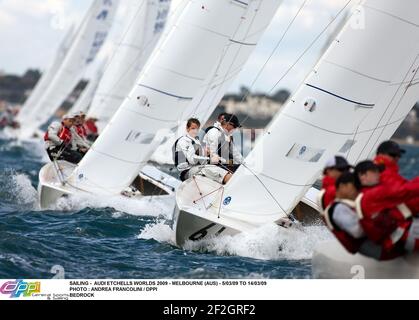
[38,160,180,209]
[312,241,419,279]
[174,206,240,247]
[173,175,318,247]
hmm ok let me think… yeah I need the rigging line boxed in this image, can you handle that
[237,0,354,131]
[223,0,310,130]
[186,0,261,119]
[354,53,419,162]
[267,0,353,95]
[369,56,419,155]
[239,162,289,217]
[200,0,311,157]
[90,0,188,114]
[199,0,264,115]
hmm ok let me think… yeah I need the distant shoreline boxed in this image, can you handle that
[393,138,419,148]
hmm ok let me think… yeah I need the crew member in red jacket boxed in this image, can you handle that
[318,156,352,210]
[323,166,419,260]
[354,160,419,258]
[374,140,419,214]
[84,117,99,142]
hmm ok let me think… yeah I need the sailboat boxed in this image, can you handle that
[174,0,419,275]
[86,0,173,132]
[67,57,109,115]
[37,0,285,208]
[16,25,76,125]
[18,0,120,140]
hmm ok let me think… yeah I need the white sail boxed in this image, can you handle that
[219,0,419,223]
[151,0,284,164]
[20,0,119,138]
[70,0,283,196]
[17,25,76,124]
[87,0,172,131]
[69,58,108,114]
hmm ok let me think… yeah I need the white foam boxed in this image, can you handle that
[194,224,332,261]
[139,221,332,261]
[9,172,39,210]
[138,220,176,244]
[52,193,176,218]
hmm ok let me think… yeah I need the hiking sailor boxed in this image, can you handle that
[174,118,231,185]
[70,112,91,155]
[203,113,244,174]
[44,114,84,164]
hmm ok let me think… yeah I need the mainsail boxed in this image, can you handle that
[86,0,172,131]
[69,58,108,114]
[70,0,283,195]
[20,0,119,138]
[219,0,419,223]
[17,25,76,124]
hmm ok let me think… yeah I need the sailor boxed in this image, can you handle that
[324,170,419,260]
[354,161,419,258]
[44,114,83,164]
[203,113,243,174]
[84,117,99,142]
[205,112,229,134]
[322,172,368,255]
[318,156,352,211]
[0,106,20,129]
[374,140,419,214]
[174,118,232,184]
[71,112,91,154]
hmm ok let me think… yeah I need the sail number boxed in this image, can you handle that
[189,223,226,241]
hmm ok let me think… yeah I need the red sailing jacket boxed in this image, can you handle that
[319,176,337,210]
[357,181,419,252]
[76,125,87,138]
[44,123,72,145]
[84,120,98,135]
[374,155,419,214]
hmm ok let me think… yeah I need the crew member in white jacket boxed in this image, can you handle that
[173,118,232,184]
[203,113,243,175]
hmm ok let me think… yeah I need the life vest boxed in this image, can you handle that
[84,120,98,135]
[323,200,366,254]
[58,126,72,144]
[318,188,336,212]
[44,124,72,144]
[172,136,203,167]
[76,125,87,138]
[355,194,412,252]
[204,126,234,163]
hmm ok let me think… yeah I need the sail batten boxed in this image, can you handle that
[20,0,119,138]
[71,0,284,195]
[87,0,172,129]
[17,25,76,124]
[220,0,419,220]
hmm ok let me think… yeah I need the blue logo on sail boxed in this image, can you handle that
[223,197,232,206]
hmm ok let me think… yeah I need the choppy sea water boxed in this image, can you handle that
[0,137,417,279]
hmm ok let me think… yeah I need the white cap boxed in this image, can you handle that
[62,114,74,120]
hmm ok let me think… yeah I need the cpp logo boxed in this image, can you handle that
[0,280,41,298]
[223,197,232,206]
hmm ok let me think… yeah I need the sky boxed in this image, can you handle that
[0,0,356,94]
